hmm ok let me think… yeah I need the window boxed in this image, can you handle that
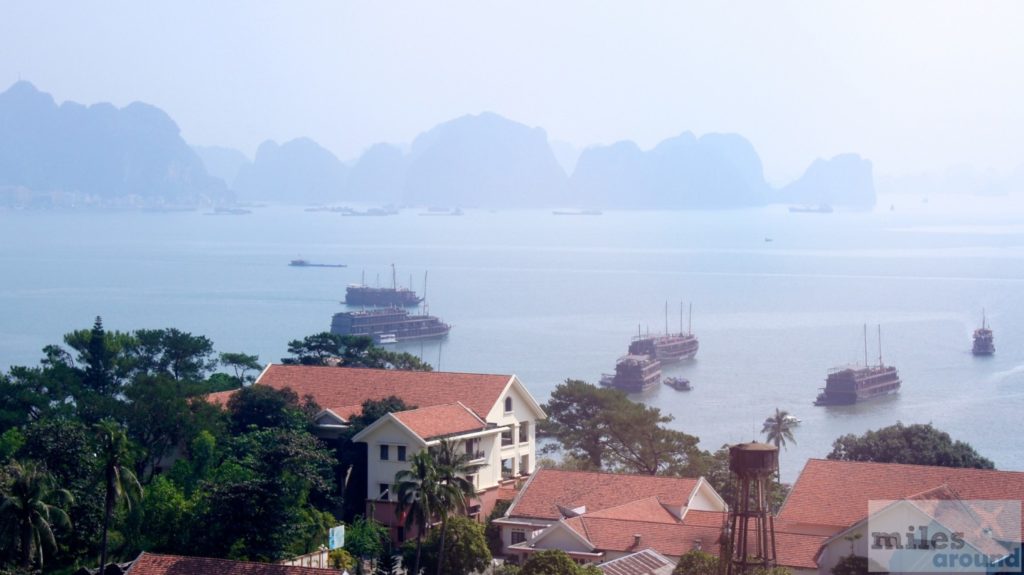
[379,483,390,500]
[465,438,484,460]
[501,427,514,447]
[511,530,526,545]
[501,458,514,479]
[397,527,405,542]
[520,454,529,475]
[504,396,513,413]
[518,422,529,443]
[397,445,407,461]
[465,474,476,489]
[379,444,389,460]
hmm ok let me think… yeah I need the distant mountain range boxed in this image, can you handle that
[0,81,876,209]
[0,81,227,208]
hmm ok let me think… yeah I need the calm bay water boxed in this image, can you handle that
[2,197,1023,481]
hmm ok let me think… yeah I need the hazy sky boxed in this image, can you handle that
[2,1,1022,182]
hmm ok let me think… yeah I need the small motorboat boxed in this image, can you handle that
[664,376,692,391]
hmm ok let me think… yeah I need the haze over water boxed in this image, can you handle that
[2,195,1022,481]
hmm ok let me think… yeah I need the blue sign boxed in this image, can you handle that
[328,525,345,550]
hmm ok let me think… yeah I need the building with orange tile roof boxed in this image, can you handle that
[496,468,728,565]
[776,459,1024,574]
[208,364,546,543]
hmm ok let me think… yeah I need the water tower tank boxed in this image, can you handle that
[728,442,778,478]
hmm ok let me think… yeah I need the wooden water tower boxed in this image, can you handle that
[724,442,778,575]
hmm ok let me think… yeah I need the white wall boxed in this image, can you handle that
[357,422,422,502]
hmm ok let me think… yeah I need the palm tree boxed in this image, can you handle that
[0,461,73,570]
[94,419,142,575]
[761,408,797,450]
[393,450,438,575]
[430,439,479,575]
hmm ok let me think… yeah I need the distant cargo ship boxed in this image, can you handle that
[600,354,662,393]
[972,310,994,356]
[330,307,450,344]
[788,204,833,214]
[815,325,901,406]
[290,259,347,268]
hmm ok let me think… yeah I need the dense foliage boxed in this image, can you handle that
[399,515,490,575]
[827,422,994,469]
[541,379,706,476]
[518,549,600,575]
[673,550,719,575]
[0,319,429,573]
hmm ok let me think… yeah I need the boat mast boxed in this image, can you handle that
[877,324,883,367]
[863,324,868,367]
[423,271,429,315]
[392,263,396,290]
[361,269,365,285]
[688,303,693,336]
[679,301,683,335]
[982,308,987,330]
[665,301,669,335]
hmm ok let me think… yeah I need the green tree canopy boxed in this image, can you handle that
[519,549,595,575]
[673,549,719,575]
[283,333,433,371]
[827,422,994,469]
[218,352,262,386]
[344,515,389,563]
[761,408,796,450]
[225,384,318,433]
[0,460,74,570]
[542,379,706,476]
[400,515,491,575]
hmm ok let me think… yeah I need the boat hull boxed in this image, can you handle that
[331,308,450,343]
[814,366,901,406]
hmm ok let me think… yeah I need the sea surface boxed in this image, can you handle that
[2,196,1024,482]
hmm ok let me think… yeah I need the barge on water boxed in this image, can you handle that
[330,307,450,344]
[972,310,994,356]
[815,325,901,406]
[600,354,662,393]
[628,302,699,362]
[345,264,424,307]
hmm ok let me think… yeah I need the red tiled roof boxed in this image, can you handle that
[779,459,1024,530]
[391,403,486,440]
[563,515,722,557]
[126,552,337,575]
[774,531,831,569]
[584,497,680,524]
[508,469,699,521]
[207,364,513,420]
